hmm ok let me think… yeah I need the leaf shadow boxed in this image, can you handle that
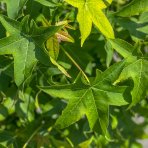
[117,18,148,39]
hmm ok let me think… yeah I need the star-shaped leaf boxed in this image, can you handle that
[117,59,148,107]
[65,0,115,46]
[40,61,128,134]
[0,15,61,86]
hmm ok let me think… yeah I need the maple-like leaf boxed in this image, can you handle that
[0,15,61,86]
[40,61,128,135]
[117,59,148,107]
[110,38,148,107]
[65,0,114,46]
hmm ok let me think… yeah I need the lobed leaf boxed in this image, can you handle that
[118,59,148,107]
[65,0,114,46]
[40,61,128,135]
[0,15,61,86]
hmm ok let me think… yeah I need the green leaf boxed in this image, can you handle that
[46,36,59,60]
[3,0,28,19]
[65,0,114,46]
[0,130,15,146]
[0,15,60,86]
[105,40,113,67]
[108,38,134,58]
[137,25,148,34]
[39,61,128,135]
[16,87,35,122]
[117,59,148,107]
[50,57,71,78]
[116,18,148,40]
[78,137,93,148]
[34,0,58,7]
[116,0,148,17]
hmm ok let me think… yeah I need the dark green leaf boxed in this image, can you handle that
[0,15,61,86]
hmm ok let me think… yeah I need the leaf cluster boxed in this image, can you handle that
[0,0,148,147]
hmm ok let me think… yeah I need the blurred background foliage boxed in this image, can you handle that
[0,0,148,147]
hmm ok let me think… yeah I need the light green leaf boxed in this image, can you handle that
[108,38,134,58]
[16,88,35,122]
[40,61,128,135]
[118,59,148,107]
[137,26,148,34]
[116,0,148,17]
[77,5,92,46]
[0,15,61,86]
[46,36,59,60]
[65,0,114,46]
[78,137,93,148]
[3,0,28,19]
[105,0,113,5]
[50,57,71,78]
[64,0,84,8]
[105,40,113,67]
[88,2,114,39]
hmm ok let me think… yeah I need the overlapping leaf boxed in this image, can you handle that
[117,59,148,107]
[116,0,148,17]
[65,0,114,46]
[109,38,148,107]
[34,0,58,7]
[108,38,134,58]
[40,61,128,135]
[2,0,28,19]
[0,15,61,86]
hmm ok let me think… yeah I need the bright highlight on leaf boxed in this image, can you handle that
[65,0,115,46]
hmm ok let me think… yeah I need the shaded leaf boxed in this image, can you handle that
[116,0,148,17]
[34,0,58,7]
[0,15,60,86]
[117,59,148,107]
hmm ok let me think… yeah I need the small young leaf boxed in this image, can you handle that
[65,0,114,46]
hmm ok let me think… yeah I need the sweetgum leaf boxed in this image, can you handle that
[108,38,134,58]
[118,59,148,107]
[116,0,148,17]
[65,0,114,46]
[0,15,61,86]
[40,61,128,135]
